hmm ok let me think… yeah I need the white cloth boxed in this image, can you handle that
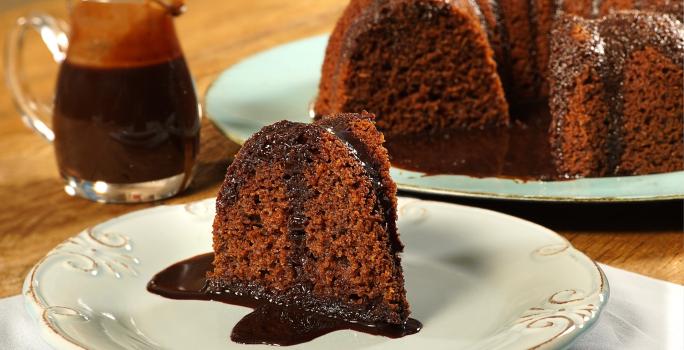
[570,264,684,350]
[0,264,681,349]
[0,295,49,350]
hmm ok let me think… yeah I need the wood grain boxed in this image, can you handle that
[0,0,681,299]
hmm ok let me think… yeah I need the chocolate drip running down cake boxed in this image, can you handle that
[550,11,684,177]
[315,0,684,178]
[208,112,414,330]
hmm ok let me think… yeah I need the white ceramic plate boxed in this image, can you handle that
[204,35,684,202]
[24,197,608,349]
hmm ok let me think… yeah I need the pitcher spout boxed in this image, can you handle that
[151,0,185,16]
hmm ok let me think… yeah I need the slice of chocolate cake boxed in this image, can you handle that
[208,112,411,326]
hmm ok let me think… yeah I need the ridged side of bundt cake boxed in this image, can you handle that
[535,0,683,96]
[497,0,541,102]
[315,0,510,137]
[208,112,410,325]
[549,11,684,177]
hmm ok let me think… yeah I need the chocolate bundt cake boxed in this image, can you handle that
[550,11,684,177]
[208,112,410,325]
[315,0,684,178]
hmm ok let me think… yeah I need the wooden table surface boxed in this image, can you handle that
[0,0,682,298]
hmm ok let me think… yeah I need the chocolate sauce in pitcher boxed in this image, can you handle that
[52,1,200,184]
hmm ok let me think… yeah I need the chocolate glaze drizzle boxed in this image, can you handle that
[147,253,421,346]
[282,127,316,285]
[549,11,683,175]
[319,114,401,253]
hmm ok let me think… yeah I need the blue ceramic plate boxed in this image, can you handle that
[205,35,684,202]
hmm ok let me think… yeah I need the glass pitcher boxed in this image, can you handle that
[5,0,200,203]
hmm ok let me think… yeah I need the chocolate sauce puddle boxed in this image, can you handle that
[385,105,558,180]
[147,253,421,346]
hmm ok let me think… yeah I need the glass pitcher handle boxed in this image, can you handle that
[5,13,69,142]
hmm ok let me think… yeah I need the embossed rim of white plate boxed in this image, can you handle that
[23,197,609,350]
[204,34,684,202]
